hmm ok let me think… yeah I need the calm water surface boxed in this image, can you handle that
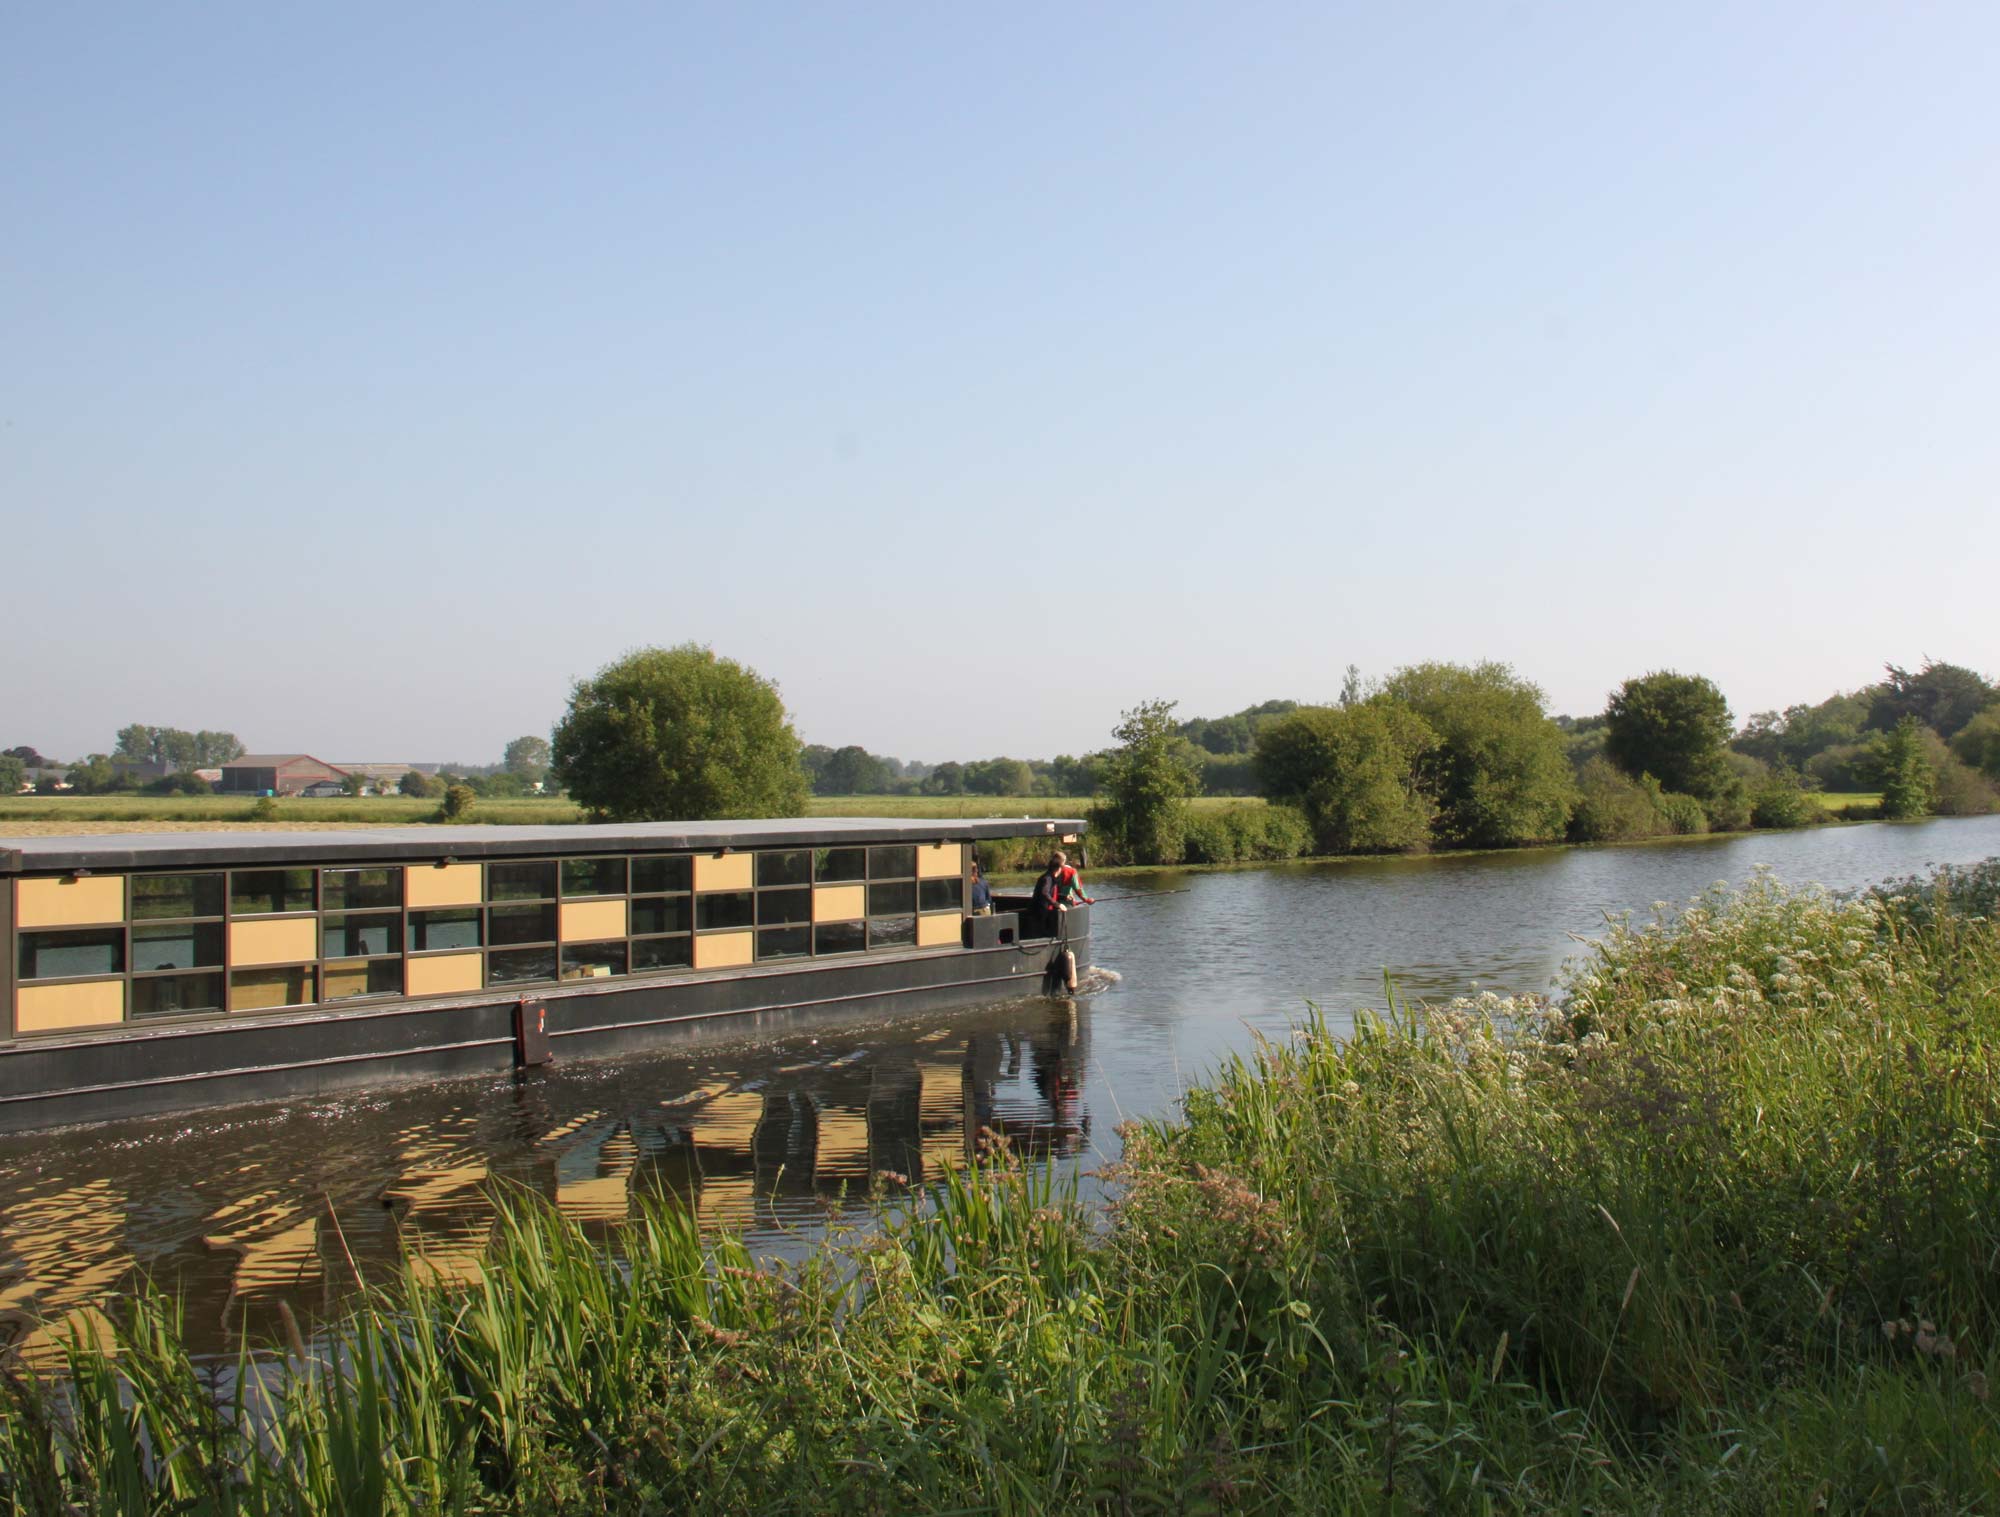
[4,815,1997,1356]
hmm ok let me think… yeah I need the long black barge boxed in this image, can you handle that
[0,818,1091,1134]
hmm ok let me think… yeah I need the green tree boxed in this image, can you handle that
[1176,700,1300,755]
[818,745,892,795]
[1567,756,1667,843]
[1046,753,1101,796]
[65,754,119,794]
[114,724,159,763]
[1197,750,1261,796]
[1742,692,1867,770]
[1090,700,1202,864]
[113,724,233,771]
[1378,662,1575,847]
[963,757,1036,796]
[503,735,552,783]
[194,731,245,766]
[1932,752,1998,816]
[435,784,476,823]
[340,770,368,796]
[399,769,437,799]
[158,729,199,771]
[0,754,24,795]
[1255,702,1437,853]
[1878,716,1937,819]
[1604,671,1738,805]
[1866,661,1998,739]
[1748,765,1819,829]
[1951,707,2000,780]
[550,644,810,822]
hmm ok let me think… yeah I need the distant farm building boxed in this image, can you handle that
[218,755,348,796]
[334,762,416,794]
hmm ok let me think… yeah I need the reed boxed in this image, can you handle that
[5,863,1997,1513]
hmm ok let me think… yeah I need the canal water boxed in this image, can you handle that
[3,815,1996,1358]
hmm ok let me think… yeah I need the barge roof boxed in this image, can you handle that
[0,817,1089,875]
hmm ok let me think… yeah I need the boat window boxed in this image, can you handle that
[632,936,693,971]
[322,914,403,959]
[231,869,316,915]
[489,903,558,947]
[757,888,812,926]
[813,921,866,956]
[19,928,125,981]
[630,896,691,936]
[325,959,403,1002]
[410,909,482,952]
[488,947,557,986]
[630,855,691,894]
[756,850,810,888]
[868,915,917,951]
[695,892,754,932]
[488,861,557,901]
[132,972,225,1019]
[230,965,315,1012]
[868,846,917,880]
[757,926,810,961]
[131,922,224,973]
[813,847,866,883]
[130,873,225,921]
[868,882,917,917]
[561,942,627,980]
[919,877,963,913]
[322,869,402,911]
[561,858,628,898]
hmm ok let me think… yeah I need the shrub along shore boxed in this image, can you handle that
[5,861,2000,1513]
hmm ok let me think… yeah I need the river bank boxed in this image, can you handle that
[987,806,1961,883]
[6,860,1997,1512]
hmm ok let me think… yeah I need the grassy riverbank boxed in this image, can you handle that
[5,862,1998,1512]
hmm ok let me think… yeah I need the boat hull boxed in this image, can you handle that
[0,919,1091,1135]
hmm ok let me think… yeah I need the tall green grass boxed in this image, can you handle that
[6,863,1998,1512]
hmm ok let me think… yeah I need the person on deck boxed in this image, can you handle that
[970,860,993,915]
[1032,851,1093,931]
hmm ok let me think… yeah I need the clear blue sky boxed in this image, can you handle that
[5,4,1995,764]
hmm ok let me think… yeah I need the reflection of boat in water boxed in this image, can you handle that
[0,817,1090,1133]
[0,997,1099,1358]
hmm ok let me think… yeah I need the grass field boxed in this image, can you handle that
[1813,790,1883,813]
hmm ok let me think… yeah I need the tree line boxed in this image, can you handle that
[12,651,1995,863]
[1087,659,2000,866]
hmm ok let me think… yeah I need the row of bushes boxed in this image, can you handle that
[1567,756,1827,841]
[6,864,1997,1510]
